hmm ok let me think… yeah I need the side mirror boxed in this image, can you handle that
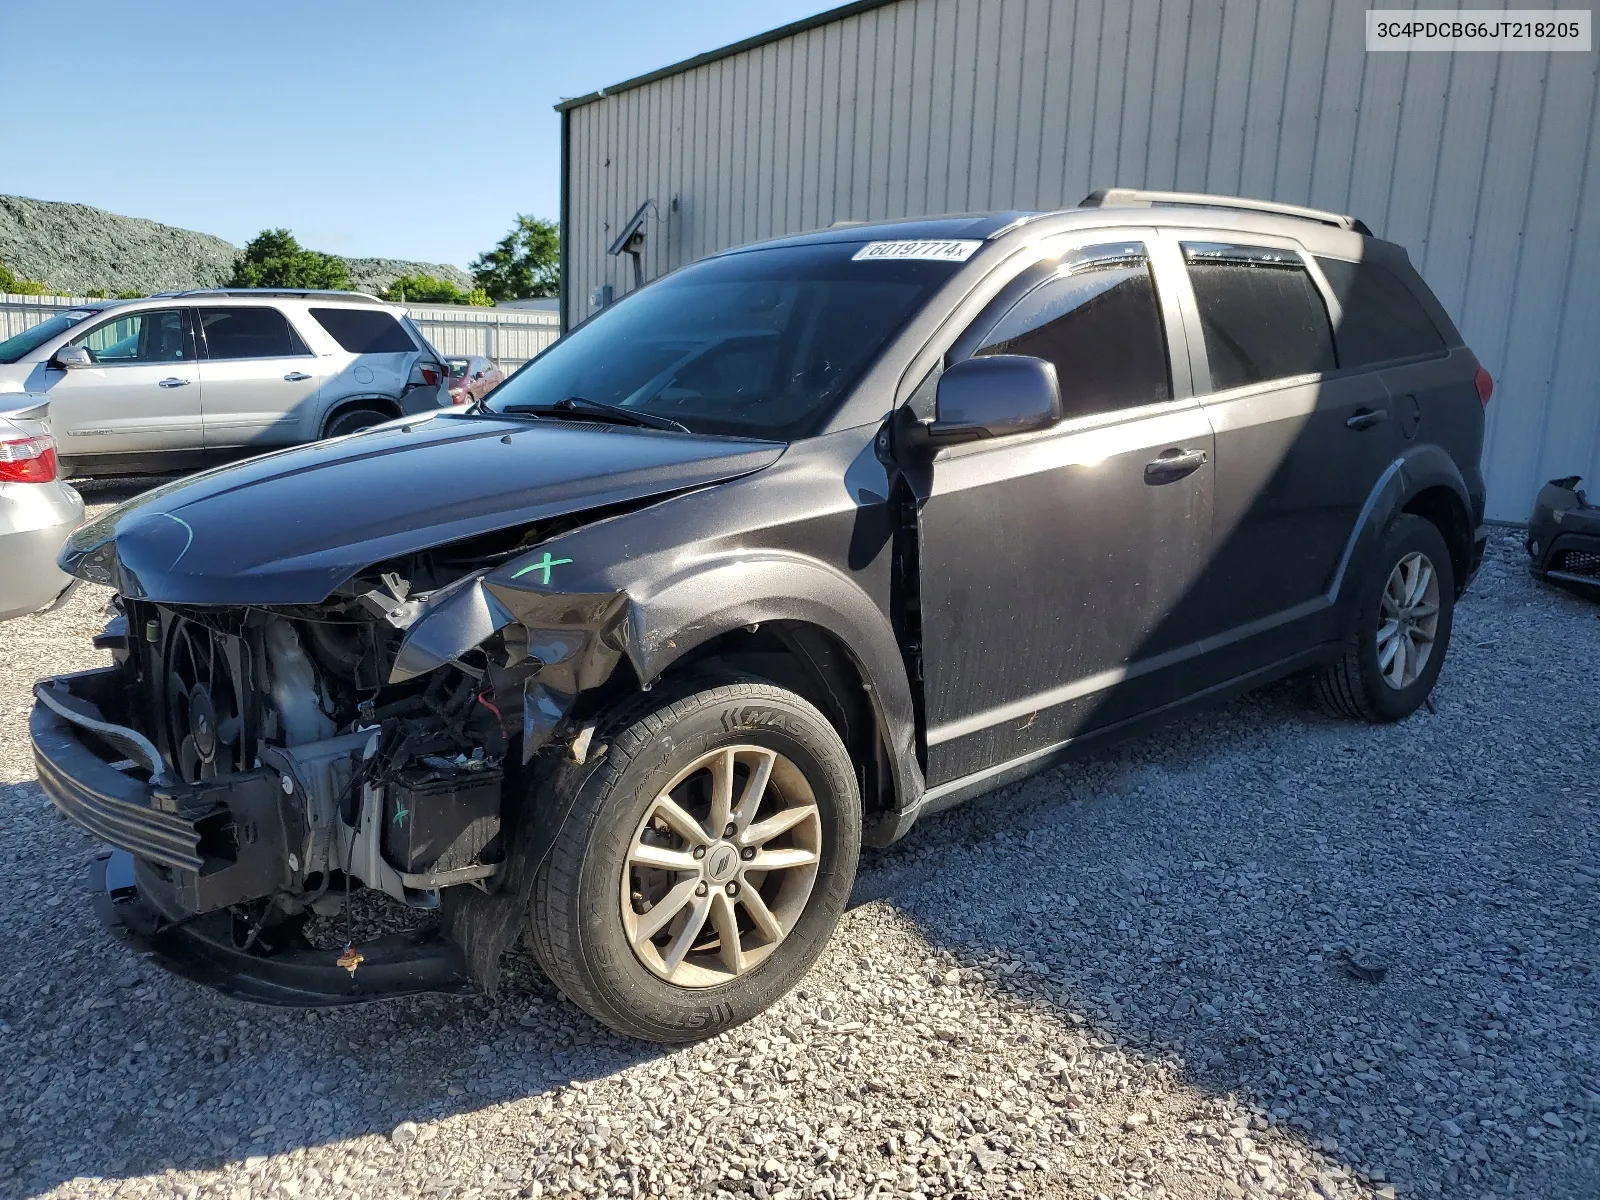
[931,354,1061,443]
[51,345,92,370]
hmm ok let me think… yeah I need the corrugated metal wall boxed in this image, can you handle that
[562,0,1600,520]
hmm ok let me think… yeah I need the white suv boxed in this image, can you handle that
[0,289,451,476]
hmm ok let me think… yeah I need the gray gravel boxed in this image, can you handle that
[2,528,1596,1200]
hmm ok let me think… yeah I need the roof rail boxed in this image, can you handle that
[147,288,389,303]
[1080,188,1372,235]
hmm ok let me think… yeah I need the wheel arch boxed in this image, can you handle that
[1333,446,1475,612]
[319,394,402,438]
[617,552,924,842]
[1400,484,1473,595]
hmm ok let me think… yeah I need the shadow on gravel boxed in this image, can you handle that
[4,545,1596,1199]
[856,618,1599,1199]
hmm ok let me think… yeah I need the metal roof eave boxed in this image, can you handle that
[553,0,901,113]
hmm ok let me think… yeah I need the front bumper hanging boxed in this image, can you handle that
[92,850,470,1006]
[31,666,473,1005]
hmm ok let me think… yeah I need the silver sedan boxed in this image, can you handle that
[0,415,83,621]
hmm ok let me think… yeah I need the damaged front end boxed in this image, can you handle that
[1527,476,1600,602]
[31,528,629,1005]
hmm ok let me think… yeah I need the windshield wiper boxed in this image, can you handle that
[496,396,689,434]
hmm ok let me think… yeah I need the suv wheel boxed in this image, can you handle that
[323,407,392,438]
[1314,513,1456,722]
[528,677,860,1042]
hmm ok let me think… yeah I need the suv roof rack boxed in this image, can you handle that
[1079,188,1372,235]
[147,288,389,303]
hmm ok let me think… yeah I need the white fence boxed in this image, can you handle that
[403,302,559,370]
[0,293,559,371]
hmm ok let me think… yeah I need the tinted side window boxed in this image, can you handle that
[71,309,194,364]
[310,308,417,354]
[1314,256,1447,366]
[201,308,308,359]
[1183,244,1336,390]
[974,242,1172,419]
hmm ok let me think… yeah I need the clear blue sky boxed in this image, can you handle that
[0,0,834,271]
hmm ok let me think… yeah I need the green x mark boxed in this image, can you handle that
[392,805,409,827]
[512,551,573,585]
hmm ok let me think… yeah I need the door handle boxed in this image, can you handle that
[1144,447,1208,485]
[157,377,190,388]
[284,371,313,382]
[1346,407,1388,431]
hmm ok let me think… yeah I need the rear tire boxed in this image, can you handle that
[1314,513,1455,722]
[528,677,860,1043]
[323,407,392,438]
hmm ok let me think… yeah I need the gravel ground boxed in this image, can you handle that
[1,527,1596,1200]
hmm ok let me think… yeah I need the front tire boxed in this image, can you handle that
[528,677,860,1042]
[1314,513,1456,722]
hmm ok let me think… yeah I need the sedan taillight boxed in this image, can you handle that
[0,434,58,483]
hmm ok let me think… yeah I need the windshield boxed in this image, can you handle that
[447,358,470,379]
[0,310,103,364]
[485,242,965,439]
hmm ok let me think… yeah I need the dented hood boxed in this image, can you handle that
[68,413,784,605]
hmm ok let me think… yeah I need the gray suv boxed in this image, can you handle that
[0,289,450,476]
[32,189,1488,1042]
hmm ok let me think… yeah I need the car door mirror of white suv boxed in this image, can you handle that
[51,346,92,370]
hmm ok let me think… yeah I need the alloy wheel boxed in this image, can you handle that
[621,745,822,988]
[1377,551,1441,690]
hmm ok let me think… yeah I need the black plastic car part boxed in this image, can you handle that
[92,851,472,1006]
[1527,476,1600,601]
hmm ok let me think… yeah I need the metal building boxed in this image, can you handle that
[557,0,1600,520]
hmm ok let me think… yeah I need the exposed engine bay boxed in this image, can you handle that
[34,521,630,1001]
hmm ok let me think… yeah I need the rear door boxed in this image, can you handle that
[1313,253,1475,471]
[196,306,323,450]
[1173,237,1394,662]
[46,307,203,458]
[913,235,1216,785]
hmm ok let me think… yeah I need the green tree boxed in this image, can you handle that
[229,228,351,290]
[381,273,488,305]
[0,259,49,295]
[470,215,559,301]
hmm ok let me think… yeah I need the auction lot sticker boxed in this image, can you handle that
[852,240,983,262]
[1367,9,1590,51]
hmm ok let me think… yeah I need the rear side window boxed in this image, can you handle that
[974,242,1172,419]
[310,307,417,353]
[201,307,310,359]
[1183,244,1336,390]
[1314,256,1447,366]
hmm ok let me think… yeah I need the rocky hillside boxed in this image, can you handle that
[0,195,472,296]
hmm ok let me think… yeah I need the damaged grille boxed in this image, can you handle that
[1555,549,1600,579]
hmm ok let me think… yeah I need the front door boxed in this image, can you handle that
[913,239,1215,786]
[46,307,203,460]
[196,306,322,450]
